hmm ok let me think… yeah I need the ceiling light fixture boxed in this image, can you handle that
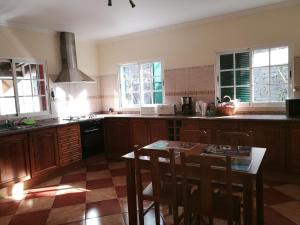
[107,0,136,8]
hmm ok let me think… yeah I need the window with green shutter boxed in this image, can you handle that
[119,61,164,107]
[217,46,290,105]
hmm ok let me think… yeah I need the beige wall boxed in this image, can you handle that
[0,26,100,77]
[97,4,300,75]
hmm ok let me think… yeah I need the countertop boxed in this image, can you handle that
[0,114,299,136]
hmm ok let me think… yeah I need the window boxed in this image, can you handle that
[119,61,163,107]
[0,59,49,116]
[217,46,290,105]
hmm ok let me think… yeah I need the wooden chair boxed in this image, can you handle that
[134,147,181,225]
[180,153,242,225]
[216,130,254,147]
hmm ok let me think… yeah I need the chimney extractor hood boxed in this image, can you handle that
[55,32,95,83]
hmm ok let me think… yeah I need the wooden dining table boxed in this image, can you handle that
[122,140,266,225]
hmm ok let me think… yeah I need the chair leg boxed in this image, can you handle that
[154,202,160,225]
[138,200,144,225]
[173,205,178,225]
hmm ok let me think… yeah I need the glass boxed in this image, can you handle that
[153,62,162,78]
[0,61,13,78]
[220,54,233,70]
[153,91,163,104]
[235,52,250,69]
[124,93,132,105]
[0,80,15,97]
[143,82,152,91]
[271,47,288,66]
[253,85,269,102]
[16,63,31,79]
[252,49,269,67]
[220,71,234,86]
[236,87,250,102]
[270,84,288,102]
[32,96,47,112]
[236,70,250,86]
[221,87,234,100]
[143,92,152,104]
[31,64,38,79]
[17,80,32,96]
[270,66,288,84]
[153,82,162,91]
[0,97,16,115]
[252,67,269,85]
[19,97,34,113]
[132,93,140,105]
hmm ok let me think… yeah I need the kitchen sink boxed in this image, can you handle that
[0,124,41,132]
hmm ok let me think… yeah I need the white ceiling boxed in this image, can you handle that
[0,0,291,40]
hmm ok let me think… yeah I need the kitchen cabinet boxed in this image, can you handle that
[104,118,130,159]
[130,119,167,150]
[57,124,82,167]
[240,121,286,170]
[287,123,300,173]
[0,134,31,188]
[29,128,59,177]
[180,120,213,144]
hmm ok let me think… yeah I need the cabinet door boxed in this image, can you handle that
[0,134,30,187]
[130,119,148,150]
[29,128,59,177]
[148,119,168,143]
[287,124,300,173]
[241,122,286,170]
[104,119,130,158]
[180,120,211,143]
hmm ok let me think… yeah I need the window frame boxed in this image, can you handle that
[118,60,165,109]
[215,44,294,108]
[0,57,50,118]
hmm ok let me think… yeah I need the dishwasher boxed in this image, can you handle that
[80,119,104,159]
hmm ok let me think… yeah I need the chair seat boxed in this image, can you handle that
[188,191,241,221]
[143,181,183,205]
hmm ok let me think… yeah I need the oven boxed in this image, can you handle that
[80,119,104,159]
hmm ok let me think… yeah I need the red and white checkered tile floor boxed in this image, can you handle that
[0,155,299,225]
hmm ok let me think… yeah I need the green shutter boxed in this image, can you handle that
[235,52,250,69]
[220,54,234,70]
[236,70,250,86]
[221,87,234,100]
[220,71,234,86]
[236,87,250,102]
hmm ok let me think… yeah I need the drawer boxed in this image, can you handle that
[181,120,199,129]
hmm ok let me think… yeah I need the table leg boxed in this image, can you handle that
[256,168,264,225]
[243,177,253,225]
[126,160,137,225]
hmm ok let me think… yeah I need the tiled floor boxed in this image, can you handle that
[0,155,300,225]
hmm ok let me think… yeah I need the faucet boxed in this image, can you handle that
[5,117,27,129]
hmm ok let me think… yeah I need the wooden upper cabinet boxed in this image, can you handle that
[29,128,59,177]
[0,133,31,188]
[240,121,286,170]
[148,119,167,143]
[104,119,130,158]
[180,120,212,144]
[287,123,300,173]
[130,119,148,150]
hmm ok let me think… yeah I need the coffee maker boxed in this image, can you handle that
[181,97,193,115]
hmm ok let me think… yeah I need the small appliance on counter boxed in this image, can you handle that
[286,98,300,117]
[157,104,175,115]
[140,106,158,115]
[181,97,193,115]
[195,100,208,116]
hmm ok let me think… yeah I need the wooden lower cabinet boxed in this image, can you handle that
[130,119,168,150]
[287,123,300,173]
[240,122,286,170]
[57,124,82,167]
[29,128,59,177]
[0,133,31,188]
[104,119,130,158]
[180,120,212,144]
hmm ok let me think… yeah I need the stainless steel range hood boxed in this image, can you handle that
[55,32,95,83]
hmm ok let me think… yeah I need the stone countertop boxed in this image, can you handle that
[0,114,299,136]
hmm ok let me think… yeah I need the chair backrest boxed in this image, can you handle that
[134,147,177,203]
[180,153,233,223]
[216,130,253,146]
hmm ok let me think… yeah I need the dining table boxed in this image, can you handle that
[122,140,266,225]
